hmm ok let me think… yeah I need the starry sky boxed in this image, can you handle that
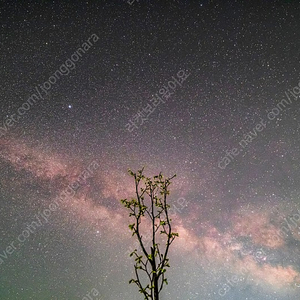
[1,0,300,299]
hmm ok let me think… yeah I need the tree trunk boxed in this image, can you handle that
[151,247,159,300]
[153,273,159,300]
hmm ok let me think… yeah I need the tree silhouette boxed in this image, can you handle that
[121,168,178,300]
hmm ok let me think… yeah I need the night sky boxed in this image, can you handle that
[1,1,300,299]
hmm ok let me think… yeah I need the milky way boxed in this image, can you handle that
[1,1,300,300]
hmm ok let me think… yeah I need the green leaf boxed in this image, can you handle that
[128,223,135,230]
[129,249,137,257]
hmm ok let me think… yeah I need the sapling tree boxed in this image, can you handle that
[121,168,178,300]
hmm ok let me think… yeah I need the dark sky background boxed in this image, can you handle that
[1,0,300,299]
